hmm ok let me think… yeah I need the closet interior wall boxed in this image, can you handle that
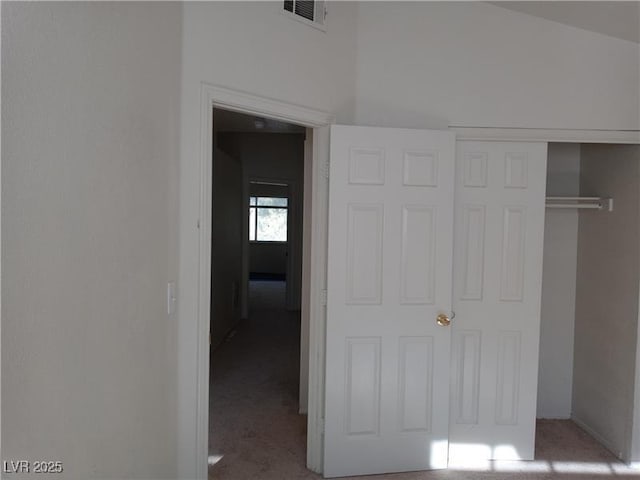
[538,143,581,420]
[539,143,640,462]
[572,144,640,462]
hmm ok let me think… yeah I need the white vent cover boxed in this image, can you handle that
[283,0,326,30]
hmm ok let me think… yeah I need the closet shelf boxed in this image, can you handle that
[545,196,614,212]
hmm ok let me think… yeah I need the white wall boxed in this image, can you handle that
[537,143,580,419]
[353,2,640,131]
[2,3,181,479]
[211,148,243,350]
[4,2,639,478]
[573,144,640,461]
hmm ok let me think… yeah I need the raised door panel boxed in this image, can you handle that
[345,337,381,435]
[398,337,434,432]
[346,204,384,304]
[500,207,526,302]
[459,206,486,301]
[453,330,481,425]
[400,206,437,304]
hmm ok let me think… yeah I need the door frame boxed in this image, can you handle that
[192,83,333,478]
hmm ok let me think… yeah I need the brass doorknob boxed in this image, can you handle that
[436,313,451,327]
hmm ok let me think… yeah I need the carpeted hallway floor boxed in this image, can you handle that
[209,281,639,480]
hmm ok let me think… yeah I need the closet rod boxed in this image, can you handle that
[546,196,601,202]
[545,196,614,212]
[546,203,603,210]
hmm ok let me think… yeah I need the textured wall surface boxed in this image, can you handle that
[573,144,640,461]
[3,2,640,478]
[2,3,182,478]
[211,148,243,350]
[354,2,640,130]
[538,143,580,419]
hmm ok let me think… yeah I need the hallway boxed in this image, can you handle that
[209,280,310,479]
[208,281,639,480]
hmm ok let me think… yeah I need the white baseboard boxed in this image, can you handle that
[536,413,571,420]
[571,415,624,460]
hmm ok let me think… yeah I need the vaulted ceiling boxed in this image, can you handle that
[489,1,640,43]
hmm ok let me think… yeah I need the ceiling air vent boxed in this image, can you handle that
[283,0,326,31]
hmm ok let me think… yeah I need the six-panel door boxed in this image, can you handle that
[324,126,456,478]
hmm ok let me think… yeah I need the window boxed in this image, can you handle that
[249,196,288,242]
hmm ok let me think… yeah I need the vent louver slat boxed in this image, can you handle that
[284,0,294,13]
[294,1,315,21]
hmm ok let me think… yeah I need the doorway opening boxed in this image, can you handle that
[208,108,313,478]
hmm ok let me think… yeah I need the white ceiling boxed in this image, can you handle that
[213,108,306,134]
[489,1,640,43]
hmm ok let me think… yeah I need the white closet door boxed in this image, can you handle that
[449,141,547,462]
[324,125,456,477]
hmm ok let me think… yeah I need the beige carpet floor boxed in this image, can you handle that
[209,281,639,480]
